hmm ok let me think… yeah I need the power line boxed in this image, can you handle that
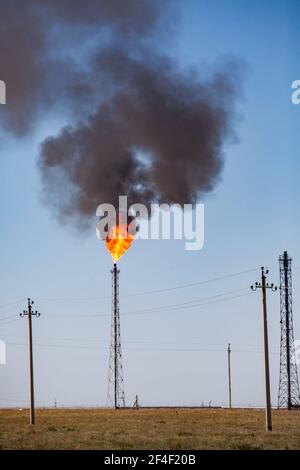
[0,334,270,348]
[0,334,279,354]
[117,268,259,296]
[121,288,250,316]
[45,288,251,318]
[34,267,259,302]
[0,299,26,310]
[0,314,18,322]
[120,292,252,317]
[0,317,20,326]
[5,341,279,355]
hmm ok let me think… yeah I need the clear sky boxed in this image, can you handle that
[0,0,299,408]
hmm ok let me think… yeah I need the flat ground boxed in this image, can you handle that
[0,408,299,450]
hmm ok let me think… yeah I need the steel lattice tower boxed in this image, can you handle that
[278,251,300,409]
[107,263,125,408]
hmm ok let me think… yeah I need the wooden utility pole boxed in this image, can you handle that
[228,343,232,409]
[251,268,277,432]
[20,298,41,425]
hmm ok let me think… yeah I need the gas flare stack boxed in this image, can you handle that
[104,220,134,408]
[107,262,125,409]
[278,251,300,409]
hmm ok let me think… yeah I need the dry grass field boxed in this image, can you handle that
[0,408,299,450]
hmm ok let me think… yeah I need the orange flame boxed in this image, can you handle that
[105,224,134,262]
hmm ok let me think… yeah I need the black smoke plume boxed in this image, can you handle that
[0,1,244,229]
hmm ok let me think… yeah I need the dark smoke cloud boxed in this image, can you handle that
[0,0,244,229]
[0,0,163,134]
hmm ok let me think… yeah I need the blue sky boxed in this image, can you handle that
[0,0,299,408]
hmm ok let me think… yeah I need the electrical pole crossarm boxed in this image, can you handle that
[251,268,278,292]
